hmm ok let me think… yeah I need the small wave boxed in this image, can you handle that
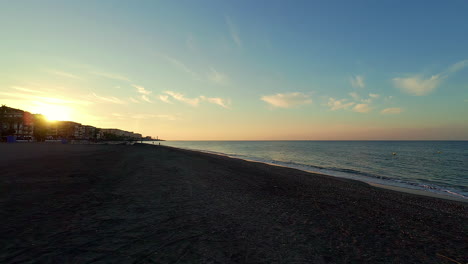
[158,142,468,200]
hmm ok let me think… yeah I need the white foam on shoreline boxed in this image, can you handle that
[153,143,468,202]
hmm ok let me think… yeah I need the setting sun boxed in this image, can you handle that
[31,103,73,121]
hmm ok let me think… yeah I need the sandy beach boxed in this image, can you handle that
[0,143,466,263]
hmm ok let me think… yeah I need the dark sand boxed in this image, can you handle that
[0,143,466,263]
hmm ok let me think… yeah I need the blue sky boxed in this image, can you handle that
[1,0,467,139]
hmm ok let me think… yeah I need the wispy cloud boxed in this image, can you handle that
[45,69,81,80]
[112,113,180,121]
[446,60,468,74]
[132,84,152,95]
[91,71,131,82]
[393,74,442,96]
[129,97,139,103]
[160,54,200,80]
[158,95,172,104]
[369,93,379,98]
[200,96,231,109]
[226,16,242,47]
[353,103,371,113]
[12,86,46,94]
[381,107,403,114]
[91,93,126,104]
[162,91,230,108]
[1,91,91,105]
[393,60,468,96]
[261,92,312,108]
[141,95,152,103]
[164,91,200,106]
[207,67,229,85]
[350,75,365,88]
[327,98,355,110]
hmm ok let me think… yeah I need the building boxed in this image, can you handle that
[100,128,142,140]
[1,105,148,142]
[0,105,34,140]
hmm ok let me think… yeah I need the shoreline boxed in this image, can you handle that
[1,143,466,263]
[159,144,468,204]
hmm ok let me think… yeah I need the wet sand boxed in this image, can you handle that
[0,143,466,263]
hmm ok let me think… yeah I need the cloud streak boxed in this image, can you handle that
[261,92,312,108]
[353,103,371,113]
[162,91,231,108]
[393,60,468,96]
[327,98,355,111]
[393,74,442,96]
[91,93,126,104]
[226,16,242,47]
[46,69,81,80]
[350,75,365,88]
[381,107,403,114]
[91,71,131,82]
[133,84,152,95]
[200,96,231,109]
[160,54,200,80]
[207,68,229,85]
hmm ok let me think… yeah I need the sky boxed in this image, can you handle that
[1,0,467,140]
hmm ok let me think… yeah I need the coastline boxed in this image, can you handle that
[160,144,468,203]
[1,143,466,263]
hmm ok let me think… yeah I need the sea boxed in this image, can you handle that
[155,141,468,200]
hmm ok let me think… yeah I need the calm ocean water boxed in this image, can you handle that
[156,141,468,199]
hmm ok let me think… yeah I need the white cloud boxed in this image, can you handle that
[381,107,403,114]
[141,95,152,103]
[393,60,468,96]
[226,16,242,47]
[350,75,365,88]
[91,71,131,82]
[164,91,200,106]
[369,93,380,98]
[91,93,126,104]
[327,98,355,110]
[163,91,230,108]
[129,97,139,103]
[207,68,229,85]
[12,86,46,94]
[200,96,231,109]
[133,84,152,95]
[446,60,468,73]
[261,92,312,108]
[159,95,172,104]
[393,74,441,96]
[353,103,371,113]
[45,69,81,80]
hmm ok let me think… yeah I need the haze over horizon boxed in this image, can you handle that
[1,0,467,140]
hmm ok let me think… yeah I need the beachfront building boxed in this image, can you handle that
[1,105,147,142]
[100,128,142,140]
[57,121,81,139]
[0,105,34,140]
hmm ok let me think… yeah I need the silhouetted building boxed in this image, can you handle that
[0,105,34,140]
